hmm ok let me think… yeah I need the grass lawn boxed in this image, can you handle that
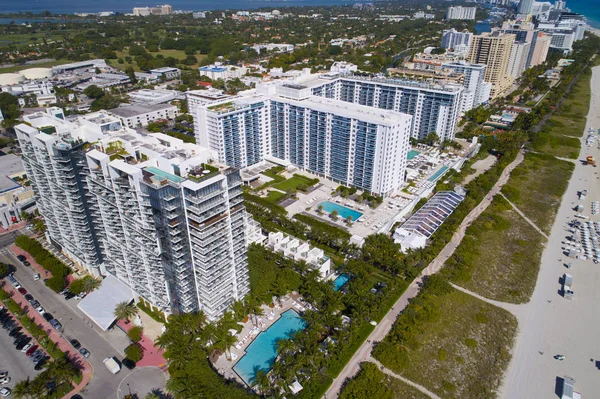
[108,49,207,72]
[374,285,517,399]
[272,175,315,191]
[530,130,580,159]
[265,190,285,203]
[501,152,574,234]
[0,59,72,73]
[385,375,432,399]
[443,195,546,303]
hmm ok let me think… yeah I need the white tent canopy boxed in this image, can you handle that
[77,274,135,331]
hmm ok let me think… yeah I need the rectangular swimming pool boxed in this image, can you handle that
[319,201,363,221]
[233,310,306,386]
[428,166,449,182]
[333,273,350,291]
[407,150,421,160]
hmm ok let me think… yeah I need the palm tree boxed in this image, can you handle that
[11,378,31,399]
[114,301,137,321]
[346,215,353,225]
[317,204,323,214]
[331,209,339,220]
[251,368,272,396]
[212,329,237,361]
[44,357,79,385]
[82,277,101,293]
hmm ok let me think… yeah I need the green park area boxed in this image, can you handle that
[501,152,574,234]
[339,362,431,399]
[107,49,207,72]
[373,276,517,399]
[442,196,545,303]
[272,174,317,192]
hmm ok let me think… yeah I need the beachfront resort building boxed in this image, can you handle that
[267,231,332,279]
[14,108,251,320]
[190,81,413,197]
[466,32,516,97]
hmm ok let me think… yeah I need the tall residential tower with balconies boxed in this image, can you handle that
[15,109,250,320]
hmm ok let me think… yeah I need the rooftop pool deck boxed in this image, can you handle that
[428,166,449,182]
[319,201,363,221]
[407,149,421,160]
[233,309,306,386]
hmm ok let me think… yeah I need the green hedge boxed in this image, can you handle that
[137,298,166,322]
[14,236,70,277]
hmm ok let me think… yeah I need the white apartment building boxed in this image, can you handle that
[108,103,179,128]
[128,89,183,105]
[1,81,54,96]
[507,41,532,78]
[251,43,295,54]
[267,232,332,279]
[441,29,473,53]
[446,6,477,20]
[133,4,172,16]
[15,109,251,320]
[330,61,358,74]
[198,64,247,81]
[190,83,412,196]
[442,61,492,112]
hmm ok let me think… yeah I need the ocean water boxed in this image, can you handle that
[0,0,352,14]
[567,0,600,29]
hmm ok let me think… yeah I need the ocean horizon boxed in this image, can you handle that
[0,0,597,28]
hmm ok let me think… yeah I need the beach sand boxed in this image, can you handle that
[499,65,600,398]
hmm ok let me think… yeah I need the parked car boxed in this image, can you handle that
[35,306,45,315]
[8,327,21,337]
[49,319,62,332]
[34,357,48,370]
[16,255,26,262]
[75,292,86,300]
[64,293,75,300]
[0,387,11,397]
[33,274,40,281]
[122,358,136,370]
[30,300,40,308]
[0,378,8,386]
[17,288,27,295]
[79,348,90,358]
[70,339,81,350]
[42,313,53,322]
[21,343,33,353]
[0,372,6,378]
[26,345,38,356]
[24,294,33,302]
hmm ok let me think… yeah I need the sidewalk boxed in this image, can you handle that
[2,281,92,398]
[0,221,26,235]
[116,319,168,372]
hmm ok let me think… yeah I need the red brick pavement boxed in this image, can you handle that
[116,319,168,372]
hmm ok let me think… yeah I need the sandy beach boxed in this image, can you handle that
[500,65,600,398]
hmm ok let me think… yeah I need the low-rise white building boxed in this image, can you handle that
[251,43,295,54]
[108,103,179,128]
[128,89,183,104]
[149,67,181,81]
[267,231,332,279]
[0,154,35,229]
[330,61,358,74]
[198,64,247,81]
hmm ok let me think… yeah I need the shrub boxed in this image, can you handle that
[0,263,10,278]
[127,326,144,343]
[465,338,478,348]
[438,348,448,361]
[46,276,67,293]
[125,344,143,362]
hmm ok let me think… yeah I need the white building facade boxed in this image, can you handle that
[15,110,251,320]
[446,6,477,20]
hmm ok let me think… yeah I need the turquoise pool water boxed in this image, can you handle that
[407,150,421,160]
[145,166,184,183]
[333,274,350,291]
[428,166,449,182]
[233,310,306,386]
[319,201,363,221]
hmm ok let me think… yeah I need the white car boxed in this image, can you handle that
[0,387,11,397]
[0,377,10,385]
[36,306,45,315]
[21,343,33,353]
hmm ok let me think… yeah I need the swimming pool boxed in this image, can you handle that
[428,166,449,182]
[407,150,421,160]
[333,273,350,291]
[233,310,306,386]
[319,201,363,221]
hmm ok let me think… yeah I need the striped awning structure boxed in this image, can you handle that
[401,191,464,238]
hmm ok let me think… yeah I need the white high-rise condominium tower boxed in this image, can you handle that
[446,6,477,20]
[518,0,534,14]
[191,83,412,197]
[441,29,473,53]
[442,61,492,110]
[15,109,250,320]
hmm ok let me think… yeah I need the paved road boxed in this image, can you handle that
[0,232,133,399]
[324,150,526,398]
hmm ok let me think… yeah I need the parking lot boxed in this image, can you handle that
[0,308,42,395]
